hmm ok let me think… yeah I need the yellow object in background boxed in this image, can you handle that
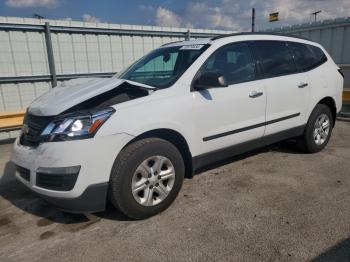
[0,111,25,129]
[269,12,279,22]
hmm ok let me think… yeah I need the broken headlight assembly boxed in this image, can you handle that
[40,108,115,142]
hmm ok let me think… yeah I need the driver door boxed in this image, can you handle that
[191,42,267,156]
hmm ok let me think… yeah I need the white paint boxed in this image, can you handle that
[11,34,343,206]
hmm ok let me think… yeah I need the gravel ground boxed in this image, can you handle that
[0,121,350,262]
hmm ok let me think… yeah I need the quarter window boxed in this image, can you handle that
[200,43,255,85]
[254,41,297,78]
[289,42,327,71]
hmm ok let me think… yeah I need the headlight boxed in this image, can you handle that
[40,108,115,142]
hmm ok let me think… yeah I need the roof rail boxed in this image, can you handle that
[161,40,184,47]
[211,32,311,42]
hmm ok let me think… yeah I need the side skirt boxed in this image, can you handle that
[192,125,305,171]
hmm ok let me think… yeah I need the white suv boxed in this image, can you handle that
[11,33,343,219]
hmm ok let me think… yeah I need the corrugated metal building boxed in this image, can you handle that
[0,16,232,113]
[1,16,350,140]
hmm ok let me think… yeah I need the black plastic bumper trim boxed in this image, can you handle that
[16,165,30,182]
[32,182,109,213]
[36,166,81,191]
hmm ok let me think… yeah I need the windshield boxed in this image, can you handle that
[116,45,209,89]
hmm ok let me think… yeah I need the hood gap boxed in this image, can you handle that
[63,82,149,114]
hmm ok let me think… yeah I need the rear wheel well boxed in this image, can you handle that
[318,97,336,126]
[125,129,194,178]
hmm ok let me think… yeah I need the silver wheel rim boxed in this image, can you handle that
[131,156,175,206]
[313,113,330,145]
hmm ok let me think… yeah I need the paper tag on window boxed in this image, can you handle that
[180,45,204,50]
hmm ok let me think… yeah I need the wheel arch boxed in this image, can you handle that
[124,128,194,178]
[317,96,337,126]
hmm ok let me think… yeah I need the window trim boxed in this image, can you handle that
[191,39,329,91]
[191,41,258,91]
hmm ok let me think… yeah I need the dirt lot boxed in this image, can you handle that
[0,121,350,262]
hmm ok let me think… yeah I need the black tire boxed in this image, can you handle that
[108,138,185,219]
[297,104,333,153]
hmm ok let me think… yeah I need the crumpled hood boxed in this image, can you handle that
[28,77,154,116]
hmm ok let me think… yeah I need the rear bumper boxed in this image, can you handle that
[32,182,109,213]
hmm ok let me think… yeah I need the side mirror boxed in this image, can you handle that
[193,71,228,91]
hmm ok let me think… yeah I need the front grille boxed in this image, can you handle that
[20,113,53,147]
[16,165,30,181]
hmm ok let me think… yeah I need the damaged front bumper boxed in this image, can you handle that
[11,132,134,213]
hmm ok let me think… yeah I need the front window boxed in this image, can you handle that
[116,45,208,89]
[199,42,256,85]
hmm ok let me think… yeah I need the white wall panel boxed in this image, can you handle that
[132,36,144,62]
[0,83,22,111]
[85,34,101,73]
[0,16,234,114]
[9,31,32,76]
[121,35,135,67]
[26,32,49,75]
[72,34,89,73]
[0,31,15,76]
[0,82,51,111]
[110,35,124,72]
[56,33,76,74]
[98,35,113,72]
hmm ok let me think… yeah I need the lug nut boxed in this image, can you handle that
[148,174,152,178]
[155,183,159,187]
[145,181,149,185]
[158,175,161,180]
[149,185,154,189]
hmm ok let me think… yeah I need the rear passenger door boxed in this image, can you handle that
[252,41,309,136]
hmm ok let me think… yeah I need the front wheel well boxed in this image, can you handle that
[125,129,194,178]
[317,97,337,126]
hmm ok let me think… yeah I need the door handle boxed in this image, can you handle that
[298,82,308,88]
[249,90,263,98]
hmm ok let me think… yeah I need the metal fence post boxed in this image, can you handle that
[44,22,57,87]
[186,29,191,40]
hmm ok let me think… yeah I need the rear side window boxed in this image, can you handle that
[253,41,297,78]
[289,42,327,71]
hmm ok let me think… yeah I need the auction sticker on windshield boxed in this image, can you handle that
[180,45,204,50]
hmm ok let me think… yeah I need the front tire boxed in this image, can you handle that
[108,138,185,219]
[297,104,333,153]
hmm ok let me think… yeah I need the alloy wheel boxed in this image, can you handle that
[131,156,176,206]
[313,113,330,145]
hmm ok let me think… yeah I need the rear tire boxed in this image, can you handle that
[108,138,184,219]
[297,104,333,153]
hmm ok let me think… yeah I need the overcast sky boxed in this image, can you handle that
[1,0,349,31]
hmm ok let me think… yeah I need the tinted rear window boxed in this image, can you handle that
[254,41,297,78]
[289,42,327,71]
